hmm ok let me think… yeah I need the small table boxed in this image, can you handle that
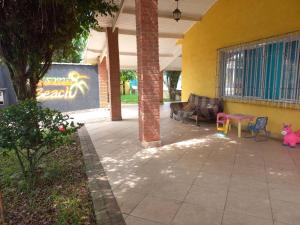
[226,114,255,138]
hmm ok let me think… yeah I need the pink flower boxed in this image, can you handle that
[58,125,66,132]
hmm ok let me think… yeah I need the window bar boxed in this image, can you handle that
[217,51,222,97]
[285,41,292,106]
[245,49,249,98]
[271,44,275,102]
[295,41,300,105]
[252,48,257,99]
[271,44,275,106]
[267,44,273,102]
[235,50,238,97]
[249,49,253,98]
[273,43,279,104]
[265,43,271,106]
[225,52,229,96]
[228,52,232,97]
[248,48,252,98]
[251,49,256,98]
[224,51,227,97]
[287,40,292,103]
[282,42,288,106]
[279,40,286,108]
[227,51,230,96]
[220,51,224,97]
[221,51,226,97]
[283,41,288,107]
[243,50,249,99]
[238,49,244,99]
[298,47,300,107]
[254,47,259,99]
[241,48,246,100]
[290,39,295,102]
[236,50,240,98]
[284,40,292,103]
[230,51,235,96]
[290,39,295,103]
[229,51,233,96]
[261,45,267,100]
[292,41,299,103]
[231,51,235,96]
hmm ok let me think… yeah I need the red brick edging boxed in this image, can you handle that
[78,126,125,225]
[0,192,6,225]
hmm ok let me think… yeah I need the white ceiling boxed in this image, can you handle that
[83,0,217,71]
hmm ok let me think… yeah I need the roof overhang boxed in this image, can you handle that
[83,0,217,71]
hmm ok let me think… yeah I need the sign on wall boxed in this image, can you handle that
[37,64,99,112]
[37,71,89,100]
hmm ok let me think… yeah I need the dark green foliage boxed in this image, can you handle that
[0,100,82,186]
[0,0,117,100]
[52,30,89,63]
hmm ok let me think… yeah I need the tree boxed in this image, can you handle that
[0,0,117,100]
[52,31,89,63]
[120,70,137,95]
[164,71,181,101]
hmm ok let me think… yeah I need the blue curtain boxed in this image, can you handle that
[264,42,284,100]
[281,41,299,100]
[243,48,263,97]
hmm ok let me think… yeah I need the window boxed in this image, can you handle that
[219,34,300,104]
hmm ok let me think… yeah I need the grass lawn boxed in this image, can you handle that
[121,94,171,104]
[121,94,138,104]
[0,135,96,225]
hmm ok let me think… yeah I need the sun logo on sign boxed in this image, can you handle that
[68,71,89,98]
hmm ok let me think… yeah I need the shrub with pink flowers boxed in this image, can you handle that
[0,100,83,186]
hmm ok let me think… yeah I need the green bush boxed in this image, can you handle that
[0,100,82,187]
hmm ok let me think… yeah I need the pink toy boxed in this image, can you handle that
[281,124,300,148]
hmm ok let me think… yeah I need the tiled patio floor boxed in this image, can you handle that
[73,104,300,225]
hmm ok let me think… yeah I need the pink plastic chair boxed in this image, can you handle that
[216,113,230,134]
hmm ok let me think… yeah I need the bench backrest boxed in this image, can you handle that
[188,93,223,110]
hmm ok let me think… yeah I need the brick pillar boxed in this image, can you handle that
[106,27,122,121]
[160,71,164,103]
[136,0,161,147]
[98,57,109,108]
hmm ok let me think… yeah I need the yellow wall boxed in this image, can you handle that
[182,0,300,137]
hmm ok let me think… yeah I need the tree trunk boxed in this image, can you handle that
[11,72,37,101]
[29,77,37,99]
[5,61,42,101]
[164,71,181,102]
[169,87,176,101]
[122,81,126,95]
[13,77,29,101]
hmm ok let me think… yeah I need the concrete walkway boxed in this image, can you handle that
[74,104,300,225]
